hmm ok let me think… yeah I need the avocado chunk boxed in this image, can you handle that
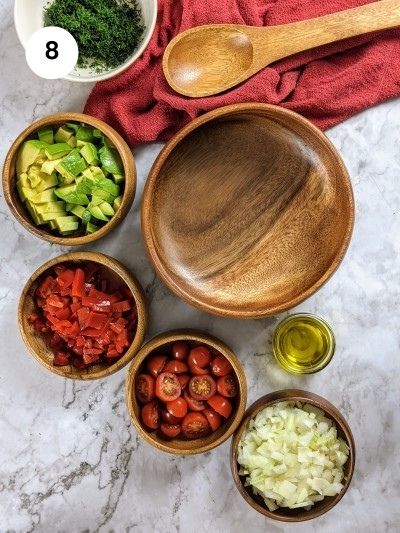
[31,188,57,204]
[67,136,77,148]
[41,210,67,222]
[54,184,77,200]
[112,173,125,184]
[99,145,123,175]
[66,122,79,133]
[92,188,114,204]
[45,143,72,161]
[41,158,62,175]
[76,177,94,195]
[16,140,48,176]
[35,201,66,214]
[62,192,90,206]
[70,205,85,218]
[38,127,54,145]
[86,222,99,234]
[55,215,79,232]
[17,182,36,202]
[76,126,94,142]
[80,143,99,165]
[54,126,74,143]
[89,205,109,222]
[113,195,123,211]
[57,149,87,178]
[99,201,115,217]
[35,173,58,192]
[96,177,120,196]
[92,128,104,143]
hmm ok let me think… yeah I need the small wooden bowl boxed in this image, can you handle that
[230,389,355,522]
[18,252,147,380]
[3,113,136,246]
[142,103,354,318]
[126,330,247,455]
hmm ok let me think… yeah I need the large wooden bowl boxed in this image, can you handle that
[142,104,354,318]
[18,252,147,380]
[230,389,355,522]
[126,330,247,455]
[3,113,136,246]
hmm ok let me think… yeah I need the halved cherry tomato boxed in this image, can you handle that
[203,407,223,432]
[162,410,180,424]
[155,372,181,402]
[171,341,190,360]
[160,423,181,438]
[183,390,205,411]
[207,394,232,418]
[216,374,238,398]
[177,374,190,390]
[210,355,233,376]
[146,355,167,377]
[136,373,155,403]
[189,363,209,376]
[163,360,189,374]
[141,400,160,429]
[188,375,216,401]
[182,412,210,439]
[188,346,211,368]
[166,397,188,418]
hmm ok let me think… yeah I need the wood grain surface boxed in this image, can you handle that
[163,0,400,97]
[125,330,247,455]
[18,252,147,380]
[230,389,356,522]
[142,104,354,319]
[2,113,136,246]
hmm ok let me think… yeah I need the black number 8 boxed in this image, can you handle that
[45,41,59,60]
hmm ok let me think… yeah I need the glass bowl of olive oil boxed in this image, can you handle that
[273,313,335,374]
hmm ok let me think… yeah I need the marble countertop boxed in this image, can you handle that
[0,2,399,532]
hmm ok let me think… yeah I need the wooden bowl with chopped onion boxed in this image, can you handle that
[230,389,355,522]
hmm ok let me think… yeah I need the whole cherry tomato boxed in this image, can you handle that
[171,342,190,360]
[146,355,167,377]
[188,346,211,368]
[210,355,233,377]
[163,360,189,374]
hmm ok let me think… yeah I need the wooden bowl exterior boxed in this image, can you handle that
[3,113,136,246]
[142,104,354,319]
[126,330,247,455]
[18,252,147,380]
[230,389,355,522]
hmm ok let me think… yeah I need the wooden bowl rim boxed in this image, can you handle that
[18,251,148,380]
[125,329,247,455]
[230,389,356,522]
[3,112,136,246]
[141,103,355,318]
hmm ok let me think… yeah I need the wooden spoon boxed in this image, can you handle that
[163,0,400,97]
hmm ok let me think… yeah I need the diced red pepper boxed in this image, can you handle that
[77,307,90,329]
[57,269,75,289]
[38,276,56,298]
[86,312,109,330]
[55,307,71,320]
[54,351,70,366]
[28,312,39,323]
[71,268,85,298]
[111,301,131,313]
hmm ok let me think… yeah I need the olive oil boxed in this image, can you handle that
[273,314,335,374]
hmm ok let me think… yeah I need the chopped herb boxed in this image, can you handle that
[44,0,145,72]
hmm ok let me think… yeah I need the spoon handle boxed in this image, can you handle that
[258,0,400,64]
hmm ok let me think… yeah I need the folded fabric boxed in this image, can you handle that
[84,0,400,146]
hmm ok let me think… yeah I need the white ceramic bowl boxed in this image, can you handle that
[14,0,157,82]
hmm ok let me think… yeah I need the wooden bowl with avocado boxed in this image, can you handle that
[2,113,136,246]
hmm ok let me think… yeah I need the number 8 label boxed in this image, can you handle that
[25,26,78,80]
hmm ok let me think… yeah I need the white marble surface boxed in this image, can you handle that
[0,2,399,532]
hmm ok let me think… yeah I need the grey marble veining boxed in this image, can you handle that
[0,1,399,532]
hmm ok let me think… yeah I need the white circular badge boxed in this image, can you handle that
[25,26,79,80]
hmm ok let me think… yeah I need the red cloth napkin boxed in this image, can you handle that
[84,0,400,146]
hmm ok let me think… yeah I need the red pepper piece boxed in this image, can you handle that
[77,307,90,329]
[87,312,109,330]
[111,301,131,313]
[71,268,85,298]
[57,269,75,289]
[54,352,70,366]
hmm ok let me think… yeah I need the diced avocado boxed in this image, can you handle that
[55,215,79,232]
[17,182,36,202]
[41,158,62,175]
[92,128,104,143]
[76,177,93,195]
[65,202,74,211]
[19,173,30,188]
[89,196,103,207]
[49,220,58,230]
[66,122,79,133]
[76,140,87,148]
[41,210,67,222]
[99,201,115,217]
[99,145,123,175]
[112,173,125,184]
[76,126,94,142]
[67,135,77,148]
[45,143,72,160]
[26,202,44,225]
[54,184,77,199]
[55,163,75,185]
[82,209,91,223]
[57,149,87,177]
[97,177,120,196]
[54,125,74,143]
[103,137,116,149]
[80,143,99,165]
[86,222,99,234]
[70,205,85,218]
[82,166,105,182]
[35,201,66,214]
[16,140,48,176]
[62,192,90,206]
[88,205,108,222]
[92,188,114,204]
[31,188,57,204]
[37,126,54,145]
[28,171,42,189]
[35,173,58,192]
[113,195,122,211]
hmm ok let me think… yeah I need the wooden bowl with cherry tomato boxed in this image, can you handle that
[18,252,147,380]
[125,330,247,455]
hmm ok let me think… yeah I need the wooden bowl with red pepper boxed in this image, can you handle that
[125,330,247,455]
[18,252,147,380]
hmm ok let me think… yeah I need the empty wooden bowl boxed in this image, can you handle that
[126,330,247,454]
[18,252,147,380]
[3,113,136,246]
[230,389,355,522]
[142,104,354,318]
